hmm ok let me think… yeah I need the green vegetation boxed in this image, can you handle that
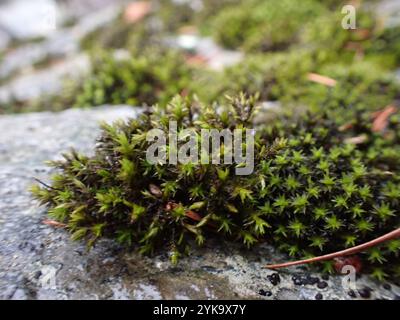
[32,94,400,281]
[73,49,196,107]
[10,0,398,281]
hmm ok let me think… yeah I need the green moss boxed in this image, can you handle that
[80,13,163,52]
[209,50,399,123]
[210,0,328,52]
[32,94,400,281]
[73,49,196,107]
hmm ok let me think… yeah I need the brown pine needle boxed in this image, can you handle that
[307,73,337,87]
[265,228,400,269]
[372,105,397,133]
[43,219,67,228]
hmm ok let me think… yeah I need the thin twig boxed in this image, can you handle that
[265,228,400,269]
[33,178,61,191]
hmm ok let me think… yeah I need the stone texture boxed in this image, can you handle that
[0,54,89,103]
[0,2,123,80]
[375,0,400,28]
[0,106,399,300]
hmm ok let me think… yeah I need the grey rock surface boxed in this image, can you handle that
[375,0,400,27]
[0,54,89,103]
[0,2,123,81]
[0,28,10,52]
[0,107,399,300]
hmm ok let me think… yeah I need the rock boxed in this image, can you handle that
[374,0,400,28]
[0,0,58,39]
[0,106,399,300]
[172,35,243,71]
[0,28,10,52]
[0,54,89,103]
[0,2,122,80]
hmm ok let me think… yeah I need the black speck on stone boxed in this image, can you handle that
[258,289,267,296]
[267,273,281,286]
[292,276,303,286]
[321,274,329,281]
[317,281,328,289]
[358,288,371,299]
[348,290,357,298]
[383,284,391,291]
[201,265,217,272]
[315,293,323,300]
[33,271,42,280]
[258,289,271,297]
[305,275,319,285]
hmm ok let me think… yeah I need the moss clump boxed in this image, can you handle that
[209,50,399,123]
[210,0,328,52]
[32,94,400,281]
[73,49,196,107]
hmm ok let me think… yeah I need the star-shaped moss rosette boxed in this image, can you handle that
[32,94,400,281]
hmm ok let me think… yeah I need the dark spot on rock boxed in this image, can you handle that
[315,293,323,300]
[201,265,217,272]
[383,284,391,291]
[259,289,272,297]
[33,271,42,279]
[169,267,184,273]
[358,288,371,299]
[267,273,280,286]
[292,276,303,286]
[321,274,329,281]
[305,275,319,285]
[348,290,357,298]
[317,281,328,289]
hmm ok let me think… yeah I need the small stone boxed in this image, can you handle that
[315,293,323,300]
[267,273,280,286]
[292,276,303,286]
[317,281,328,289]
